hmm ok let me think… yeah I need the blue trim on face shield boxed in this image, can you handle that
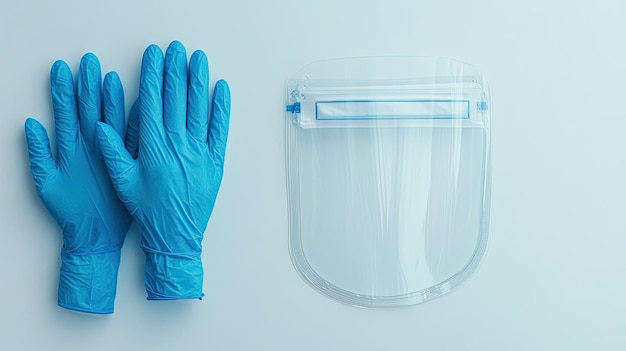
[314,99,471,121]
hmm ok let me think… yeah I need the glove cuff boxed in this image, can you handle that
[58,248,121,314]
[142,246,204,300]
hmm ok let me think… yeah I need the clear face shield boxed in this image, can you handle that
[286,57,492,307]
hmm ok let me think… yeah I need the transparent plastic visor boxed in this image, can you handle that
[286,57,492,308]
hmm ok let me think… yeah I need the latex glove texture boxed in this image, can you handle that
[25,54,136,314]
[97,41,231,300]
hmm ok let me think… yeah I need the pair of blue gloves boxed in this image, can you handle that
[24,41,231,314]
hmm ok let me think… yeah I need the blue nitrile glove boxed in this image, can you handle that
[25,53,137,314]
[96,41,231,300]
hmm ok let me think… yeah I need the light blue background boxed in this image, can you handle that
[1,0,625,349]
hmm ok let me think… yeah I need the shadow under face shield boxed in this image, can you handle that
[286,57,492,307]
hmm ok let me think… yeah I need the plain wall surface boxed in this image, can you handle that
[1,0,625,350]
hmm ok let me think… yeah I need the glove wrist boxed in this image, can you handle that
[142,245,204,300]
[58,248,122,314]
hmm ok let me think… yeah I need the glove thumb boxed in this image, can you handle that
[25,118,57,193]
[96,122,137,201]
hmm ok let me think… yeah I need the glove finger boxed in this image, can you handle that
[186,50,209,142]
[139,45,164,158]
[96,122,137,203]
[125,99,140,159]
[77,53,102,146]
[208,80,231,166]
[25,118,57,192]
[103,72,125,137]
[163,40,188,135]
[50,60,78,170]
